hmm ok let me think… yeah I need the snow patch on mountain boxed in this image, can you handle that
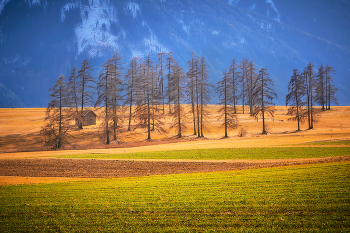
[250,3,256,10]
[25,0,41,7]
[61,1,81,22]
[266,0,280,22]
[0,0,9,15]
[127,2,140,19]
[143,34,168,55]
[61,0,119,58]
[228,0,240,5]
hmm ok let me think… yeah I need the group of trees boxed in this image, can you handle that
[216,58,277,136]
[286,63,338,131]
[42,51,338,149]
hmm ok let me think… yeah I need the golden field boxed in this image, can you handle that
[0,105,349,158]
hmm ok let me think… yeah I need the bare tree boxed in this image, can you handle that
[186,51,198,135]
[157,52,166,113]
[166,52,174,113]
[125,57,138,131]
[78,59,95,129]
[228,58,240,114]
[286,69,307,131]
[315,63,326,111]
[108,52,124,141]
[240,58,248,114]
[135,56,165,140]
[168,62,186,137]
[304,62,317,129]
[217,68,238,137]
[198,56,213,137]
[252,68,277,134]
[67,66,80,126]
[247,60,257,114]
[95,53,124,144]
[325,65,338,110]
[41,75,72,149]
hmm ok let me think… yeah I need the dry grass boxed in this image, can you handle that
[0,176,94,185]
[0,105,349,157]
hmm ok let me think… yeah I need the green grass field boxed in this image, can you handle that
[303,140,350,146]
[60,147,350,160]
[1,162,349,232]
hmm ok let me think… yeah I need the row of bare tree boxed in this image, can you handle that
[41,52,337,149]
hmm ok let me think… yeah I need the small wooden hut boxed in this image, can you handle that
[82,110,97,126]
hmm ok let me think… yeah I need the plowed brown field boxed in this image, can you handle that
[1,156,349,180]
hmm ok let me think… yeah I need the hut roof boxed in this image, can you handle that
[83,110,97,117]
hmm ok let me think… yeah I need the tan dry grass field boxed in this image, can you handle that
[0,105,350,156]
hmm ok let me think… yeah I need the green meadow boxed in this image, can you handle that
[60,147,350,160]
[1,162,349,232]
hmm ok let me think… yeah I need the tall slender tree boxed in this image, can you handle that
[168,62,186,137]
[304,62,316,129]
[247,60,257,114]
[240,58,248,114]
[166,52,174,113]
[78,59,95,129]
[324,65,338,110]
[286,69,307,131]
[315,63,326,111]
[217,68,238,137]
[186,51,198,135]
[41,75,71,149]
[198,56,213,137]
[125,57,138,131]
[95,52,124,144]
[228,58,240,114]
[108,52,124,140]
[252,68,277,134]
[135,56,165,140]
[67,66,80,126]
[157,52,166,113]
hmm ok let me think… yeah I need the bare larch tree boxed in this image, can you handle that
[252,68,277,134]
[125,57,138,131]
[78,59,95,129]
[67,66,80,127]
[304,62,316,129]
[168,62,186,137]
[217,68,238,137]
[324,65,338,110]
[186,51,198,135]
[247,60,257,114]
[228,58,240,114]
[286,69,307,131]
[198,56,213,137]
[41,75,71,149]
[240,58,248,114]
[157,52,166,113]
[135,56,165,140]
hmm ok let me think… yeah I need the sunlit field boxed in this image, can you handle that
[0,106,350,155]
[1,162,349,232]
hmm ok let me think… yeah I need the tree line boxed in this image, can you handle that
[41,52,338,149]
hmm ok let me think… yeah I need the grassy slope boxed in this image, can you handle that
[60,147,350,160]
[1,162,349,232]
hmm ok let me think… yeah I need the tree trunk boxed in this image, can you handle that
[147,96,151,140]
[261,73,266,134]
[224,76,228,138]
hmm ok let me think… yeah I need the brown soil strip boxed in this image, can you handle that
[0,156,349,179]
